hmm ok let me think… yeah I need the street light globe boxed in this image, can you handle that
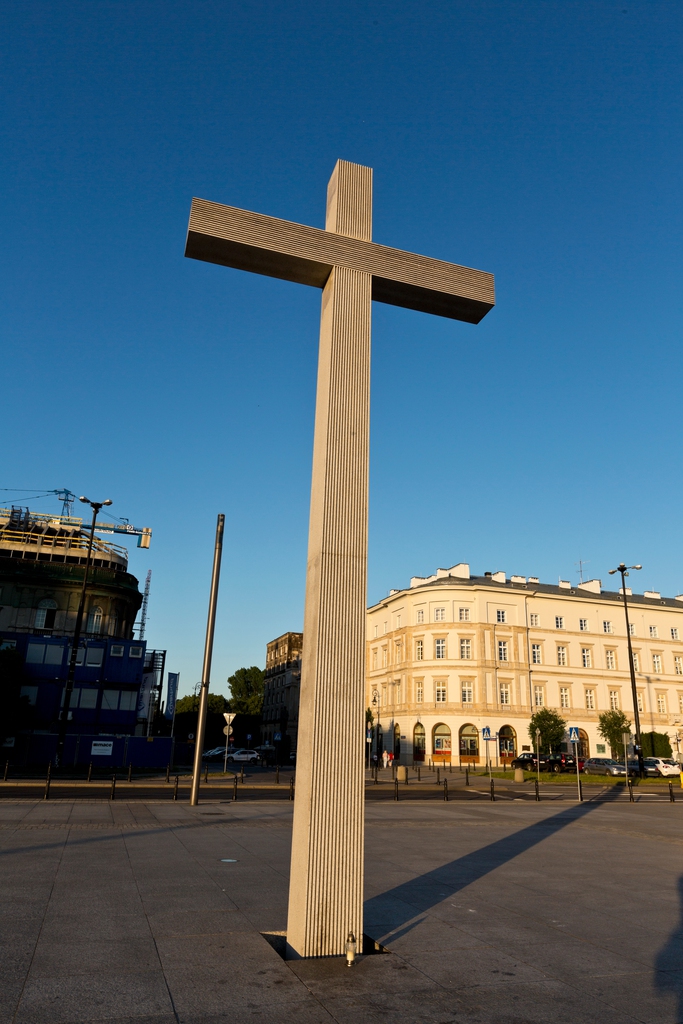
[79,496,90,504]
[633,564,642,570]
[103,499,113,506]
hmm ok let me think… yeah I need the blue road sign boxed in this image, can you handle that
[274,732,281,741]
[568,727,580,742]
[482,726,491,740]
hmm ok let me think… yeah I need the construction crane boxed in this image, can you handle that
[0,488,152,547]
[138,570,152,640]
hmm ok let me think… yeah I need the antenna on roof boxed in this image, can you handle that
[575,558,589,584]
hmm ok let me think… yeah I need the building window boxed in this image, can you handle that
[382,649,388,668]
[649,626,658,639]
[605,650,616,670]
[555,616,564,630]
[496,609,506,624]
[435,683,447,703]
[579,618,588,631]
[679,693,683,714]
[435,639,446,659]
[585,689,595,710]
[609,690,619,710]
[557,646,567,667]
[459,607,470,622]
[86,606,103,634]
[560,687,570,709]
[657,694,667,714]
[499,683,510,705]
[581,648,592,668]
[374,625,378,638]
[35,599,58,630]
[415,640,423,661]
[534,685,544,707]
[395,643,402,664]
[603,621,613,634]
[672,628,680,641]
[372,650,378,670]
[110,645,124,657]
[460,639,472,660]
[129,646,143,658]
[529,613,539,627]
[416,683,423,703]
[637,692,645,712]
[498,641,508,662]
[531,644,542,665]
[416,609,424,624]
[461,682,473,704]
[434,607,446,622]
[675,656,683,676]
[632,651,640,672]
[653,654,662,674]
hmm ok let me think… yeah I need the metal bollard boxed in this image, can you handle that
[670,782,675,803]
[87,761,92,783]
[204,763,209,784]
[110,774,116,801]
[394,778,399,801]
[4,760,9,781]
[449,764,452,774]
[465,767,469,786]
[436,768,440,785]
[577,778,583,802]
[174,775,179,801]
[417,767,421,782]
[43,762,51,801]
[289,777,294,801]
[404,769,409,785]
[276,765,279,785]
[128,764,132,783]
[628,779,634,802]
[240,765,244,783]
[490,778,495,802]
[165,764,170,783]
[535,778,540,802]
[443,779,448,802]
[374,767,378,785]
[232,776,238,802]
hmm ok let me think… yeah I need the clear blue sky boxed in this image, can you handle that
[2,1,681,698]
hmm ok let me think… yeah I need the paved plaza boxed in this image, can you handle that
[2,792,683,1024]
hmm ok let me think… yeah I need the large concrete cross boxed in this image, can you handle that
[185,160,494,959]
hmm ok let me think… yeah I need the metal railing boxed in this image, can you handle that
[0,528,127,562]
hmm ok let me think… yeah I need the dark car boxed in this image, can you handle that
[543,753,577,774]
[510,752,537,771]
[202,746,231,763]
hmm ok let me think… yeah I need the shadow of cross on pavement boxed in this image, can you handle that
[364,790,620,947]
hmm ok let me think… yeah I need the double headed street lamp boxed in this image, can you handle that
[371,688,380,767]
[54,497,112,768]
[608,563,644,778]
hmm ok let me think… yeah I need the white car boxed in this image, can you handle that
[226,748,259,764]
[643,757,681,778]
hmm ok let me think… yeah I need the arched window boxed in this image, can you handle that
[87,606,103,634]
[394,723,401,761]
[432,723,452,763]
[499,725,516,762]
[413,723,426,762]
[35,599,57,630]
[578,729,590,759]
[459,723,479,762]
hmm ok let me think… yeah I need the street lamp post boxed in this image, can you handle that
[608,563,644,778]
[54,497,113,768]
[371,688,380,768]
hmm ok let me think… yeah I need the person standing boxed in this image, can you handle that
[382,749,389,769]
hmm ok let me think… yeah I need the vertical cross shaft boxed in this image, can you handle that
[286,161,372,958]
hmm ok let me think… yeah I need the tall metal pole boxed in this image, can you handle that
[609,564,644,778]
[190,514,225,806]
[55,498,110,767]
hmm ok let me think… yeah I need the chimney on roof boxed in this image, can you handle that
[558,580,571,590]
[528,577,539,585]
[491,571,506,584]
[644,591,661,600]
[578,579,601,594]
[510,575,526,585]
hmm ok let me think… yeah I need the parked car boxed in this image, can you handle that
[582,757,627,776]
[202,746,231,763]
[543,753,577,774]
[226,748,259,764]
[510,752,537,770]
[643,757,681,778]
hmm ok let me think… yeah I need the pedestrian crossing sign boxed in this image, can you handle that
[568,727,579,742]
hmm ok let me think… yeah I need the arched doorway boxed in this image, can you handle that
[499,725,516,766]
[394,723,401,761]
[413,723,426,763]
[432,723,451,764]
[578,729,590,759]
[459,723,479,764]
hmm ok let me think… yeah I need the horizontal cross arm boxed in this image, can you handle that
[185,199,494,324]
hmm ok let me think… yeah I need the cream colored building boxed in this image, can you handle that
[366,563,683,765]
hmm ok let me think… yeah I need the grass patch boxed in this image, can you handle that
[467,769,681,787]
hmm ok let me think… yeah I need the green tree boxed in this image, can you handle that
[175,693,229,714]
[227,666,265,714]
[366,707,374,727]
[641,731,672,758]
[597,710,632,758]
[528,708,567,753]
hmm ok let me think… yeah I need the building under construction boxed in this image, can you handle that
[0,506,167,766]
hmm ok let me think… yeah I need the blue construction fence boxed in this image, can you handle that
[6,733,175,769]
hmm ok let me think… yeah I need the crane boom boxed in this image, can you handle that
[138,569,152,640]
